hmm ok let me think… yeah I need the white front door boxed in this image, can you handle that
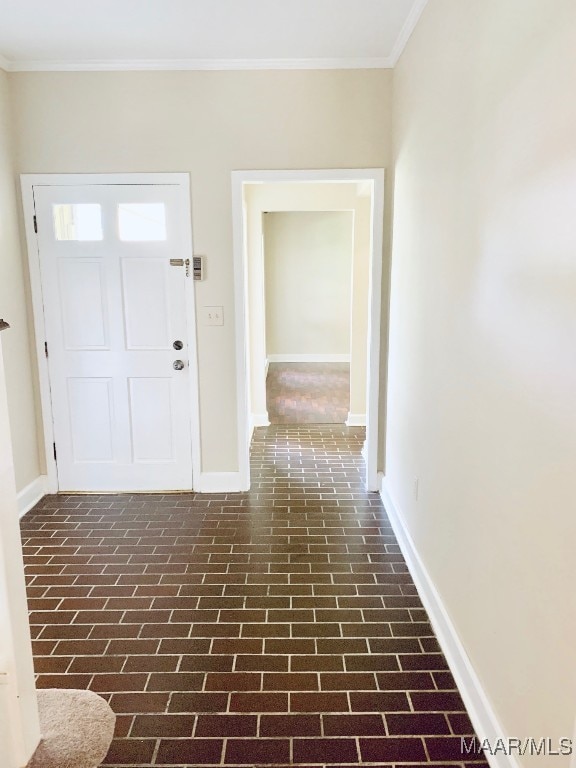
[32,181,195,492]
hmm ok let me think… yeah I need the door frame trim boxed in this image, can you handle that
[21,172,201,493]
[231,168,385,492]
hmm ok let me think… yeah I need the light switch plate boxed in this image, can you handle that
[202,305,224,326]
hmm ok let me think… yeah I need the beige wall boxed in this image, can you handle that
[264,211,353,357]
[0,71,40,492]
[388,0,576,760]
[9,69,391,473]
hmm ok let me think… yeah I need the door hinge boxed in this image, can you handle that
[44,341,48,357]
[33,215,38,234]
[53,443,57,461]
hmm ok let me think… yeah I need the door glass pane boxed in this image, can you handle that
[118,203,167,241]
[53,204,103,241]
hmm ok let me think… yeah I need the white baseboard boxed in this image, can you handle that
[379,477,519,768]
[248,413,270,449]
[195,472,248,493]
[17,475,47,518]
[345,412,366,426]
[267,354,350,363]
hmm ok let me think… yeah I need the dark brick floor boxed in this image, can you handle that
[21,425,488,767]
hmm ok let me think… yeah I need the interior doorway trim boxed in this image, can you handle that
[21,172,202,494]
[231,168,385,491]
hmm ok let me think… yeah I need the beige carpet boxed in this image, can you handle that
[27,689,115,768]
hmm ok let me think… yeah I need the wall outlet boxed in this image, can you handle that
[202,306,224,326]
[413,477,419,501]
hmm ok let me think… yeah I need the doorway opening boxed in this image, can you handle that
[232,170,385,492]
[263,210,354,426]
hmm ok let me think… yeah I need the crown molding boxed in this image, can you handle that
[2,56,392,73]
[389,0,430,66]
[0,0,429,74]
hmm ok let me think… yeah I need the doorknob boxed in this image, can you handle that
[173,359,185,370]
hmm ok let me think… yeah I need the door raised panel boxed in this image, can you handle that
[121,258,170,350]
[58,259,109,350]
[128,378,174,462]
[67,378,114,462]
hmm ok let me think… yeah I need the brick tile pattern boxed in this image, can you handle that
[266,363,349,424]
[21,425,489,767]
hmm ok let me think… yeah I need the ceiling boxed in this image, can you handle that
[0,0,428,71]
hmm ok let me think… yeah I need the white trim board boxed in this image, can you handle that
[194,472,246,494]
[1,57,393,73]
[251,413,270,428]
[17,476,47,519]
[379,477,519,768]
[268,354,350,364]
[21,172,190,187]
[389,0,430,66]
[247,414,270,453]
[345,413,366,427]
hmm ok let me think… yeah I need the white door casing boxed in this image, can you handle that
[23,175,200,493]
[232,169,385,492]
